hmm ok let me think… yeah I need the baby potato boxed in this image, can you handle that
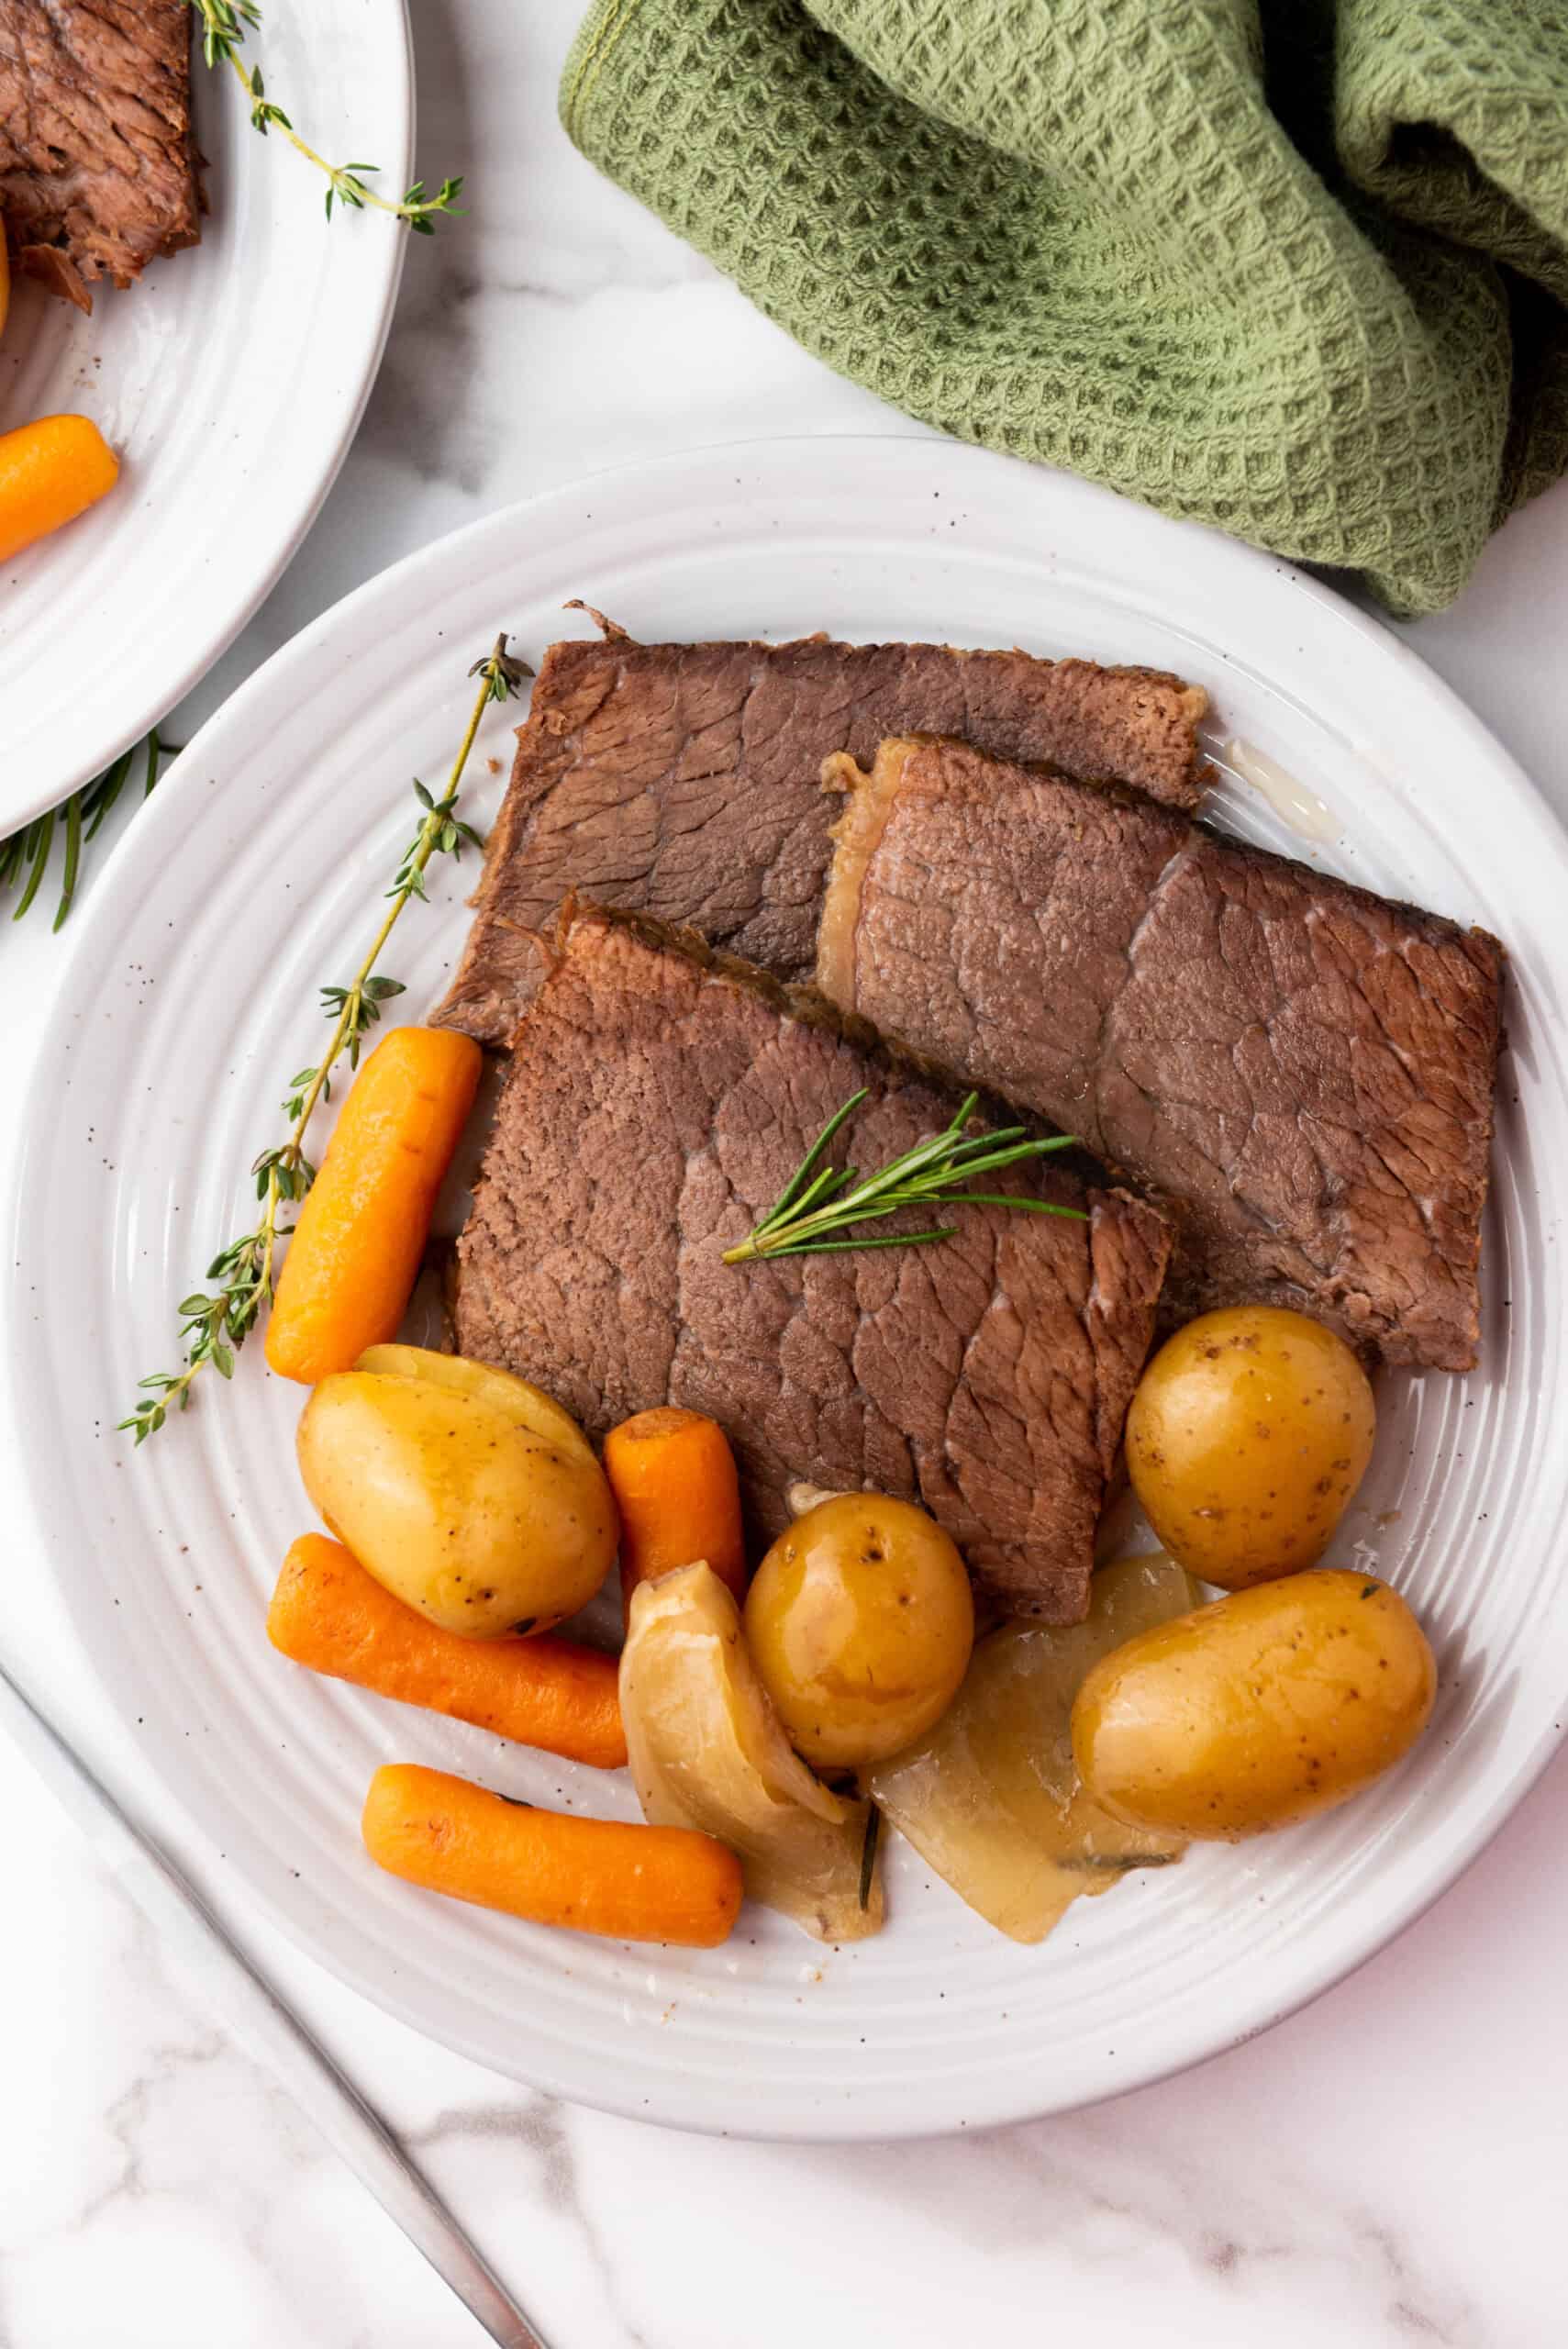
[1126,1306,1375,1588]
[745,1495,974,1771]
[1071,1569,1436,1841]
[297,1351,617,1639]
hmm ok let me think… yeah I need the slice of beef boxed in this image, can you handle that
[435,629,1210,1047]
[450,907,1171,1621]
[817,738,1503,1373]
[0,0,200,309]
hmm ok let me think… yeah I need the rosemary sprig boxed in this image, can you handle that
[722,1089,1084,1265]
[119,635,528,1443]
[1,732,176,931]
[188,2,463,233]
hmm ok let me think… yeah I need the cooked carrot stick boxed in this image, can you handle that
[266,1025,482,1385]
[0,415,119,563]
[603,1407,748,1609]
[268,1535,627,1768]
[361,1764,742,1947]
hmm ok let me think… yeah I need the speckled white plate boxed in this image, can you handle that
[7,438,1568,2140]
[0,0,411,829]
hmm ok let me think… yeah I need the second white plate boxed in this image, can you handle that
[0,0,411,827]
[7,437,1568,2139]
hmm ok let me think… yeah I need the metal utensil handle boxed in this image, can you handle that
[0,1653,550,2349]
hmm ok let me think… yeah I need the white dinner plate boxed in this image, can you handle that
[7,437,1568,2141]
[0,0,411,829]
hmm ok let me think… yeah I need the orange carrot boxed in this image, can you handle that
[603,1407,748,1609]
[0,415,119,563]
[268,1536,627,1768]
[361,1763,742,1947]
[266,1025,481,1385]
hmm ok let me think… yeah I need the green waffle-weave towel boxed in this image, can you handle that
[562,0,1568,614]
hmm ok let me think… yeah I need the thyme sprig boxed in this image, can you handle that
[722,1089,1084,1265]
[119,635,528,1443]
[1,733,175,931]
[188,1,463,233]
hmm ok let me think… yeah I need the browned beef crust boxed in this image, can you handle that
[0,0,200,307]
[450,908,1172,1621]
[435,631,1210,1047]
[817,739,1503,1373]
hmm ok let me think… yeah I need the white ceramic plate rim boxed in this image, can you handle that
[0,2,413,829]
[8,435,1568,2140]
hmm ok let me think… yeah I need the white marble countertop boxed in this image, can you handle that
[5,6,1567,2343]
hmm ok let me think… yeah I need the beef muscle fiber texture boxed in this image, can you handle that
[0,0,200,309]
[435,629,1209,1047]
[450,908,1171,1621]
[817,738,1503,1372]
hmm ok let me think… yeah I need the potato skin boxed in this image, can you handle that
[297,1362,617,1638]
[1070,1570,1436,1841]
[1126,1307,1376,1590]
[745,1495,974,1770]
[355,1345,595,1463]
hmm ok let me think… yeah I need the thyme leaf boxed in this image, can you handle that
[119,635,524,1443]
[187,3,463,232]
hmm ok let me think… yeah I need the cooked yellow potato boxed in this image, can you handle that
[744,1494,974,1770]
[297,1351,617,1639]
[867,1554,1198,1942]
[621,1563,883,1943]
[1126,1306,1376,1589]
[356,1344,594,1463]
[1072,1569,1436,1841]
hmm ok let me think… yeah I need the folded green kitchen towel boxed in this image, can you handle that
[562,0,1568,614]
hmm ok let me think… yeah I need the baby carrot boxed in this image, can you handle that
[603,1407,748,1609]
[268,1536,627,1768]
[0,414,119,563]
[266,1025,482,1385]
[361,1764,743,1947]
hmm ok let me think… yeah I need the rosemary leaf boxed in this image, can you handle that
[758,1229,958,1257]
[724,1091,1085,1265]
[0,733,178,930]
[757,1086,867,1233]
[936,1192,1087,1217]
[12,809,54,922]
[52,790,83,932]
[82,746,135,841]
